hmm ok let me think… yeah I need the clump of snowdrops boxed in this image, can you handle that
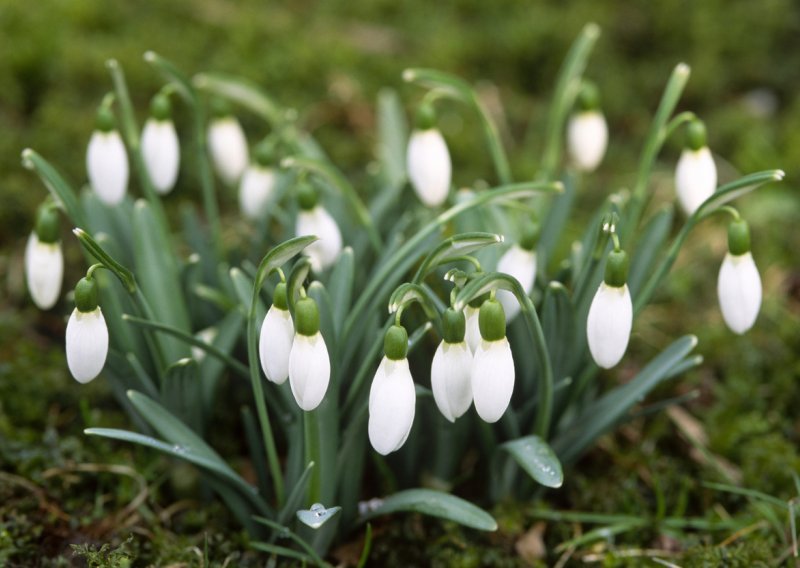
[22,23,782,562]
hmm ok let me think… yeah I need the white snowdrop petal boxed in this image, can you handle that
[191,327,218,362]
[288,333,330,411]
[431,341,473,422]
[407,129,452,207]
[25,233,63,310]
[718,252,762,334]
[675,147,717,215]
[239,166,276,220]
[464,306,481,353]
[87,131,129,205]
[296,206,343,272]
[586,283,633,369]
[259,306,294,384]
[66,308,109,384]
[368,357,416,455]
[471,338,515,423]
[496,245,537,321]
[208,118,249,186]
[141,119,180,194]
[567,111,608,172]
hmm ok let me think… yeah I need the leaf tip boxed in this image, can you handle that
[143,50,156,63]
[402,69,416,83]
[583,22,601,39]
[675,62,691,78]
[689,334,699,349]
[773,170,785,181]
[105,58,119,70]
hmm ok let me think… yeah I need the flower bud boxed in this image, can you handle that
[675,120,716,215]
[587,251,632,369]
[296,203,343,273]
[142,94,180,195]
[288,297,329,411]
[471,299,515,423]
[718,220,761,334]
[369,356,416,455]
[496,244,537,322]
[66,277,108,383]
[407,105,451,207]
[208,103,248,186]
[259,283,294,384]
[431,311,472,422]
[87,107,129,205]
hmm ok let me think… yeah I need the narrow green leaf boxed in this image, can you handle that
[278,461,316,526]
[161,358,203,434]
[702,481,789,510]
[501,436,563,488]
[697,169,785,218]
[230,267,257,312]
[253,236,318,294]
[365,489,497,531]
[412,232,504,283]
[193,72,283,125]
[198,310,245,407]
[628,205,674,298]
[21,149,85,227]
[250,542,315,563]
[537,172,577,279]
[541,282,576,382]
[328,247,354,335]
[357,524,372,568]
[374,88,407,196]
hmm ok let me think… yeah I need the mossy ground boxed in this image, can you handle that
[2,1,799,565]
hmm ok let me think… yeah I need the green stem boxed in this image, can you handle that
[304,410,322,504]
[21,149,85,228]
[539,23,601,181]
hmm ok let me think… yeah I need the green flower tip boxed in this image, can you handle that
[294,296,320,336]
[210,97,232,119]
[728,219,751,255]
[95,106,116,133]
[150,93,172,121]
[685,119,707,151]
[442,307,466,343]
[273,282,289,310]
[478,298,506,342]
[577,81,601,112]
[35,203,60,244]
[520,222,540,251]
[297,183,318,211]
[75,277,99,313]
[384,324,409,360]
[415,102,437,130]
[603,249,629,288]
[254,141,275,167]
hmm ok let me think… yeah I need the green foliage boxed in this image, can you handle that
[71,536,135,568]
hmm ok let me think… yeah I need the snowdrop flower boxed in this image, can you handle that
[259,282,294,384]
[288,296,330,411]
[369,325,416,454]
[464,303,482,353]
[208,99,248,186]
[496,226,538,322]
[407,103,451,207]
[24,204,63,310]
[66,276,108,384]
[718,219,762,334]
[586,249,632,369]
[675,119,717,215]
[295,184,342,272]
[431,308,473,422]
[86,106,129,205]
[567,82,608,172]
[239,142,277,220]
[471,298,515,423]
[141,94,180,195]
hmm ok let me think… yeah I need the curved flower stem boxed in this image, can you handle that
[454,272,554,438]
[538,23,601,181]
[623,63,691,241]
[634,169,784,314]
[403,68,513,185]
[21,149,85,228]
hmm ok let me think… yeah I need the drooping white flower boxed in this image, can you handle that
[259,303,294,384]
[66,307,109,383]
[208,116,249,186]
[287,296,330,411]
[586,283,633,369]
[141,118,180,195]
[718,252,762,334]
[567,111,608,172]
[239,165,276,220]
[675,146,717,215]
[431,340,473,422]
[464,305,481,353]
[407,128,452,207]
[496,244,537,322]
[369,356,416,455]
[24,232,63,310]
[472,337,515,423]
[87,129,129,205]
[296,206,342,272]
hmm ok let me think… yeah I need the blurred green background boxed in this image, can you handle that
[1,0,799,563]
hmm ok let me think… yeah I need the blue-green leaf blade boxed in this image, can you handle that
[501,435,563,488]
[365,488,497,531]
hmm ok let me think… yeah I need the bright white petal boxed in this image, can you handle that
[288,333,330,411]
[239,166,276,220]
[296,206,342,272]
[208,118,249,186]
[368,357,416,455]
[675,147,717,215]
[191,326,218,362]
[87,131,129,205]
[496,245,537,321]
[25,233,63,310]
[66,308,109,383]
[567,111,608,172]
[431,341,473,422]
[142,119,180,194]
[586,283,632,369]
[464,306,481,353]
[407,129,452,207]
[259,306,294,384]
[471,338,515,423]
[718,252,762,334]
